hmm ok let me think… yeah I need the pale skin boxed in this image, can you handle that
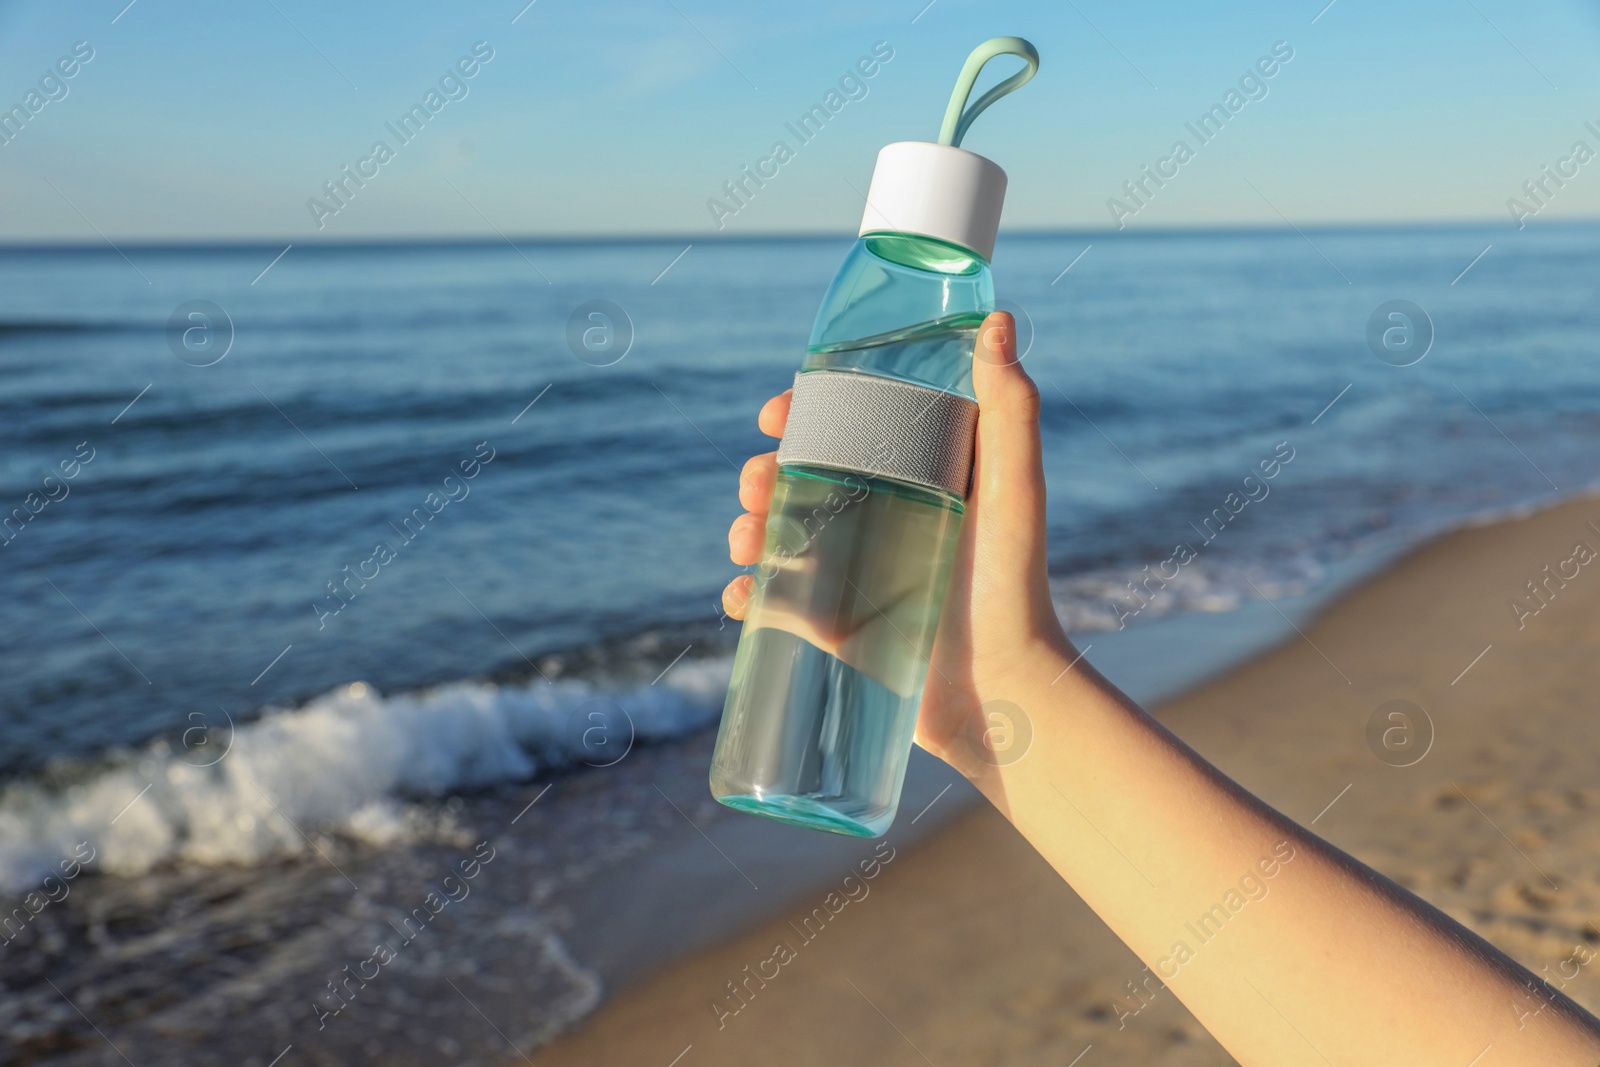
[722,312,1600,1066]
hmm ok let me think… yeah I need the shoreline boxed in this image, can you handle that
[8,493,1595,1065]
[528,491,1600,1065]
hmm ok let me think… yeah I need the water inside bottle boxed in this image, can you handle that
[802,315,983,399]
[709,459,963,837]
[710,239,989,835]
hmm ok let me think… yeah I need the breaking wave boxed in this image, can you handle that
[0,658,731,891]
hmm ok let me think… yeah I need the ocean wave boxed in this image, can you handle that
[0,553,1338,893]
[0,518,1540,894]
[0,658,731,892]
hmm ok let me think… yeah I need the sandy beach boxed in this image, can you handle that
[531,493,1600,1066]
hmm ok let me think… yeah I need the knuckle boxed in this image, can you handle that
[994,375,1041,422]
[1015,377,1042,418]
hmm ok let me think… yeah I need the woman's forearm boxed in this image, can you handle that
[957,637,1600,1066]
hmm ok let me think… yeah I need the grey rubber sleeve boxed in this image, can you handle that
[776,369,978,499]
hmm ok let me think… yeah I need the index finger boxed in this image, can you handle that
[758,390,792,439]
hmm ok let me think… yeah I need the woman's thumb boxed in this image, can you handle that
[971,311,1047,524]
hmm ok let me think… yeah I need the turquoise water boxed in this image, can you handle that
[711,233,988,836]
[709,463,962,836]
[802,317,982,399]
[713,629,922,837]
[806,232,992,400]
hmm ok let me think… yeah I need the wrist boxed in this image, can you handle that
[941,632,1082,785]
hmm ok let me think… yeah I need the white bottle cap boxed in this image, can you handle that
[858,141,1008,262]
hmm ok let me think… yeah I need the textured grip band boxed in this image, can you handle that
[776,369,978,499]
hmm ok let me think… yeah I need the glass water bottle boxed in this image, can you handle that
[709,37,1039,836]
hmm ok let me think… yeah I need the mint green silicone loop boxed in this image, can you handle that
[936,36,1040,148]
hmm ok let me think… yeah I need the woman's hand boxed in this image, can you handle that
[720,310,1075,776]
[721,312,1600,1066]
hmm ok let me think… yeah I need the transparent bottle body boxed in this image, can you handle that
[709,233,994,836]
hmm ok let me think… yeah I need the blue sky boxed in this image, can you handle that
[2,0,1599,241]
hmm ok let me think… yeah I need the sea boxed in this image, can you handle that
[1,224,1597,1064]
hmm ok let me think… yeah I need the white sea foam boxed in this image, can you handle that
[0,658,731,892]
[1050,553,1325,633]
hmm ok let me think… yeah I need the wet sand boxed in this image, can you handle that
[531,494,1600,1065]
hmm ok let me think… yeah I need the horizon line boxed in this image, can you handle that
[1,216,1593,253]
